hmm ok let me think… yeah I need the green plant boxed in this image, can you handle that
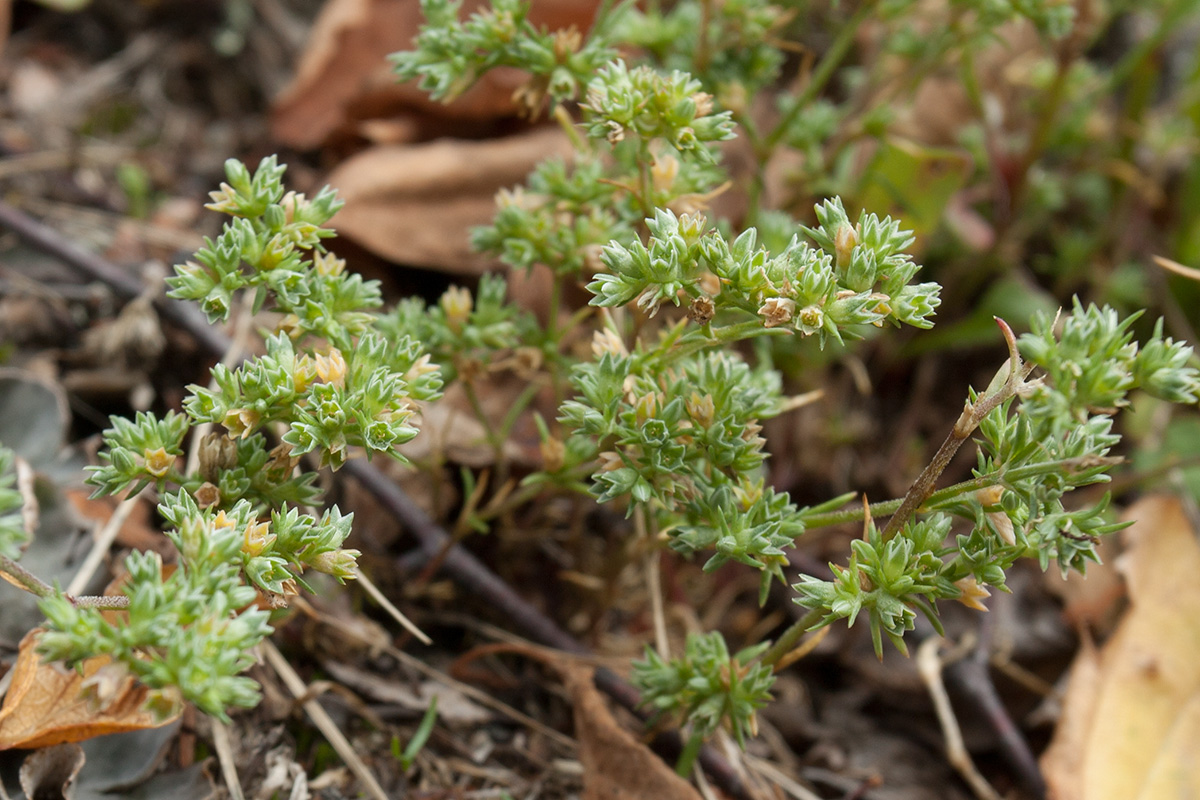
[2,0,1198,782]
[387,0,1200,768]
[2,157,444,720]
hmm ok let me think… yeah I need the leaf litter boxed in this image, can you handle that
[1041,495,1200,800]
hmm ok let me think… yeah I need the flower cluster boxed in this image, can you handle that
[614,0,788,94]
[632,632,775,749]
[378,274,534,383]
[589,199,940,344]
[390,0,617,115]
[185,332,436,470]
[166,158,366,343]
[30,159,444,721]
[793,300,1200,657]
[38,526,273,720]
[582,60,737,157]
[472,158,634,277]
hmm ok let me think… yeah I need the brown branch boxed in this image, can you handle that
[0,201,753,800]
[882,318,1037,540]
[0,554,131,609]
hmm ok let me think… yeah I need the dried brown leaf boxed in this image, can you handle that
[326,127,571,273]
[271,0,601,149]
[0,629,181,750]
[1041,495,1200,800]
[559,664,702,800]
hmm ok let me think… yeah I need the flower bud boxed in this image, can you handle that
[310,548,360,580]
[440,285,473,333]
[634,392,660,424]
[222,407,261,439]
[313,250,346,277]
[796,304,825,335]
[314,348,347,386]
[651,154,680,193]
[198,434,237,479]
[540,436,566,472]
[242,519,275,557]
[591,328,628,358]
[686,392,716,427]
[194,482,221,508]
[953,576,991,612]
[688,296,716,325]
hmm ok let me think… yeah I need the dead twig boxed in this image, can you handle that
[210,717,246,800]
[261,639,390,800]
[916,637,1004,800]
[944,607,1046,799]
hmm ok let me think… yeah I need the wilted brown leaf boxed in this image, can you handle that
[0,629,181,750]
[453,642,701,799]
[1041,495,1200,800]
[271,0,601,149]
[326,126,572,273]
[559,664,702,800]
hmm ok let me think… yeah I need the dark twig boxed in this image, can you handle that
[881,318,1036,540]
[943,603,1046,798]
[1,202,754,800]
[0,202,229,355]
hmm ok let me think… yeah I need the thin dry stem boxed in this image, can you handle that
[638,506,670,659]
[185,290,257,476]
[261,639,390,800]
[917,638,1004,800]
[881,318,1035,540]
[352,567,432,645]
[773,626,831,672]
[211,718,246,800]
[66,489,144,596]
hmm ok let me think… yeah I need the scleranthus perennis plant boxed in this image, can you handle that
[0,0,1196,781]
[389,0,1200,770]
[0,156,444,721]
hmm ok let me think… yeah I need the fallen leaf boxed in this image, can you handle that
[451,642,701,799]
[559,663,702,800]
[18,742,85,800]
[271,0,602,149]
[1041,495,1200,800]
[0,629,182,750]
[326,127,572,273]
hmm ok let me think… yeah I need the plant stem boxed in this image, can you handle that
[0,554,131,609]
[764,0,877,151]
[759,608,825,669]
[881,322,1033,539]
[676,730,705,777]
[0,553,54,597]
[671,319,788,362]
[462,377,505,469]
[799,455,1123,530]
[638,505,669,658]
[6,197,757,800]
